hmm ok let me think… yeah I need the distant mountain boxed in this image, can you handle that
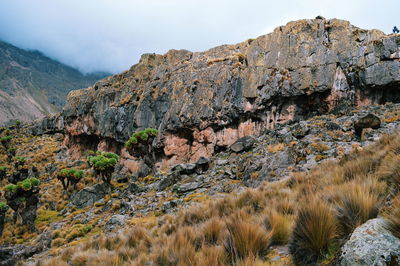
[0,40,108,124]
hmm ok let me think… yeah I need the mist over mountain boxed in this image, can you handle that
[0,40,108,124]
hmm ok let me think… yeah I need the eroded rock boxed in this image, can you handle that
[70,183,112,208]
[340,218,400,266]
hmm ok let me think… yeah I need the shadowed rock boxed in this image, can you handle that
[354,113,381,137]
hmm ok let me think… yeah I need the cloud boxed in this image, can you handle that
[0,0,397,73]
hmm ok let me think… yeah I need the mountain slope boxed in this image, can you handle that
[0,40,108,124]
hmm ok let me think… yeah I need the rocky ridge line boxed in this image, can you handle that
[33,17,400,172]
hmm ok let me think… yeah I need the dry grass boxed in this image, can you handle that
[36,131,400,265]
[224,213,271,262]
[383,194,400,239]
[332,180,381,237]
[289,199,337,265]
[201,217,226,245]
[264,210,293,245]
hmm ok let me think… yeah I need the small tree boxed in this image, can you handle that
[125,128,159,165]
[14,156,27,169]
[57,168,84,191]
[4,177,40,232]
[0,202,8,236]
[8,157,29,184]
[88,152,119,184]
[15,120,21,132]
[0,136,12,151]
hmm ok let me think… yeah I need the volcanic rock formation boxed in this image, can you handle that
[35,18,400,171]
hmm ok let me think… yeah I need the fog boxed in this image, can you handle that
[0,0,397,73]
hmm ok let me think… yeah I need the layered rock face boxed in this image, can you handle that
[53,18,400,170]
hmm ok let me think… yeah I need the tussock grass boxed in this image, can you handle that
[201,217,226,245]
[224,214,271,262]
[37,131,400,265]
[333,181,381,237]
[264,210,293,245]
[384,194,400,239]
[289,199,337,265]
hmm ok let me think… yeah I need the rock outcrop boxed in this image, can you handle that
[340,218,400,266]
[41,18,400,170]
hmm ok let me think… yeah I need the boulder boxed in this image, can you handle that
[340,218,400,266]
[70,183,112,208]
[171,163,197,175]
[0,245,36,266]
[105,215,127,231]
[230,136,256,153]
[290,122,309,139]
[354,114,381,137]
[174,182,203,193]
[158,172,181,191]
[162,199,182,212]
[196,156,210,173]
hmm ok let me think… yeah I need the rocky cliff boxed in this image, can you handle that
[48,18,400,170]
[0,41,108,124]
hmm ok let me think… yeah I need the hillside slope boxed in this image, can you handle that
[1,17,399,265]
[0,41,107,124]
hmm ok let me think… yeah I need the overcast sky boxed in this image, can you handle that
[0,0,397,74]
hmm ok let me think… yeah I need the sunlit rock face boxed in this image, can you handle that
[36,18,400,170]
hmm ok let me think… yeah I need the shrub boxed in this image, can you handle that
[14,156,27,169]
[0,202,7,210]
[289,199,337,265]
[125,128,158,149]
[5,178,40,193]
[0,136,12,144]
[58,168,85,190]
[88,152,119,184]
[4,184,17,192]
[333,181,380,237]
[0,136,12,150]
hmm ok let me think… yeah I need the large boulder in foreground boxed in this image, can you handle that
[340,218,400,266]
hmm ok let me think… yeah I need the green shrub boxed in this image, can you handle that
[125,128,158,149]
[0,136,12,149]
[21,180,32,191]
[27,177,40,187]
[15,156,27,162]
[0,166,7,171]
[5,184,17,192]
[0,202,7,209]
[5,178,39,193]
[88,152,119,184]
[0,136,12,143]
[60,169,84,180]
